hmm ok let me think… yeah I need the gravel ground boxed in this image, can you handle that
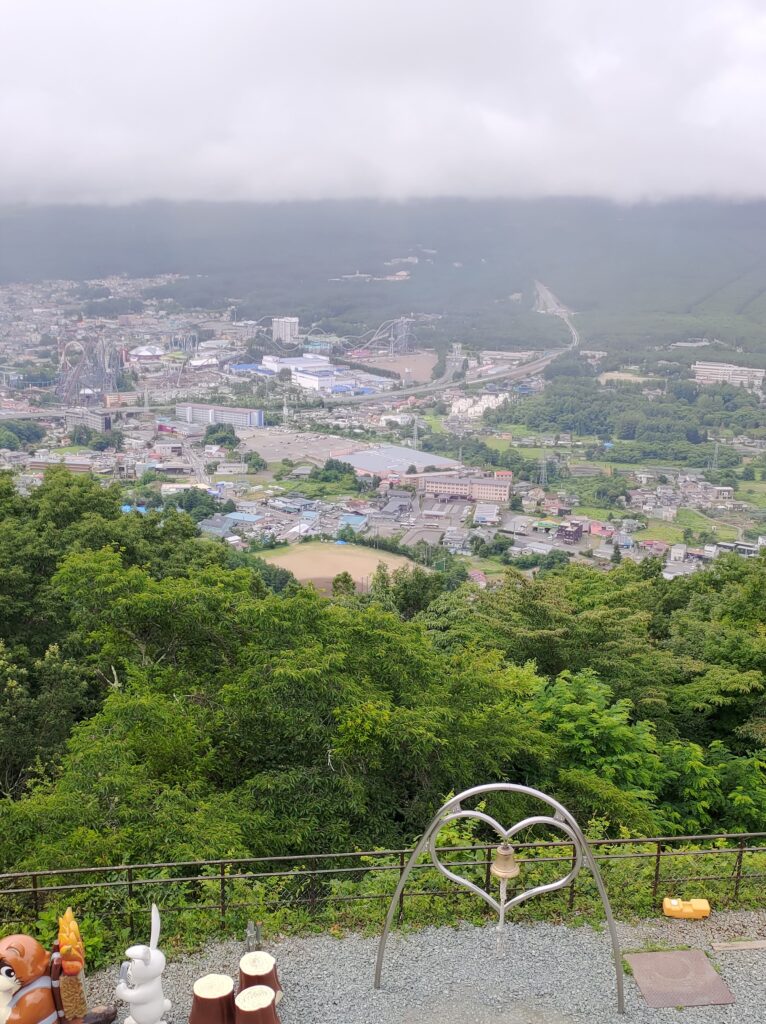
[87,910,766,1024]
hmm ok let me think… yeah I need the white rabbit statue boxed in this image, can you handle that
[115,904,172,1024]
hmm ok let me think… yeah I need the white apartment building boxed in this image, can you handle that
[272,317,300,344]
[421,476,512,502]
[175,403,264,428]
[450,393,508,420]
[692,361,765,391]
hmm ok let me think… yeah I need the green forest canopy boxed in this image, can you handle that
[1,468,766,875]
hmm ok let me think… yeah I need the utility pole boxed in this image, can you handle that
[539,455,548,488]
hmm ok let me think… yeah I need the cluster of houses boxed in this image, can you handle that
[627,473,747,518]
[196,485,420,548]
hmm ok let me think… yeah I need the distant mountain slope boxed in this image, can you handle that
[3,198,766,352]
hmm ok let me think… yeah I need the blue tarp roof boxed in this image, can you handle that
[121,504,147,514]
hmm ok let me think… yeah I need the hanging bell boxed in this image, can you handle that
[490,842,520,880]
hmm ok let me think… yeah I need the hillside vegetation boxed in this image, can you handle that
[1,469,766,879]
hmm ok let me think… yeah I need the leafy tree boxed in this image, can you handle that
[332,571,356,596]
[204,423,239,448]
[165,487,221,523]
[70,424,95,446]
[0,429,20,450]
[245,451,267,472]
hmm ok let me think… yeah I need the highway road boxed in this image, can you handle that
[535,280,579,347]
[0,403,173,421]
[1,352,566,420]
[328,348,565,405]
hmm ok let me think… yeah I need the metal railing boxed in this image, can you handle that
[2,832,765,932]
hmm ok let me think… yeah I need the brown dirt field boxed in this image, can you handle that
[260,541,415,593]
[357,351,438,383]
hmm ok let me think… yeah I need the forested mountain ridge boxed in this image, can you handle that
[1,468,765,874]
[5,199,766,351]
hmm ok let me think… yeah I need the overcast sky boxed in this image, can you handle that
[3,0,766,205]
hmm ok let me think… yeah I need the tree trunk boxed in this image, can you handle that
[189,974,235,1024]
[238,953,282,1005]
[234,986,280,1024]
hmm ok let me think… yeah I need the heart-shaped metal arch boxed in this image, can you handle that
[427,811,582,916]
[374,782,624,1014]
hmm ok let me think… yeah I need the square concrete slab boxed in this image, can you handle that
[625,949,735,1008]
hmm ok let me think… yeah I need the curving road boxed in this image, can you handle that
[535,280,579,348]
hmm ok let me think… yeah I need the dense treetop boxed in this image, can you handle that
[485,377,761,460]
[1,468,765,873]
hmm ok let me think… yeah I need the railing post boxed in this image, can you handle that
[397,852,405,924]
[127,866,134,933]
[31,874,39,916]
[652,841,662,902]
[484,845,492,892]
[733,839,745,902]
[568,844,577,910]
[309,859,318,915]
[219,862,227,927]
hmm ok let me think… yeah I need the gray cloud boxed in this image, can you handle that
[3,0,766,203]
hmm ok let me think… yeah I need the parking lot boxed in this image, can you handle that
[239,428,366,465]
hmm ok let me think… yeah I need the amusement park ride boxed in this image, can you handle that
[275,315,417,357]
[56,337,120,405]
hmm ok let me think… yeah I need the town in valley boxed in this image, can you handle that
[2,271,765,591]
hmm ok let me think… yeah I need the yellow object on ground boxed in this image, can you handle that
[663,897,711,919]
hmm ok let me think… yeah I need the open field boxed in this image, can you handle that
[486,422,533,435]
[514,445,548,459]
[675,507,739,540]
[465,555,508,578]
[260,540,415,593]
[356,350,438,383]
[268,476,358,499]
[739,480,766,509]
[424,413,446,433]
[597,371,653,384]
[570,505,614,521]
[479,435,512,451]
[641,520,686,543]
